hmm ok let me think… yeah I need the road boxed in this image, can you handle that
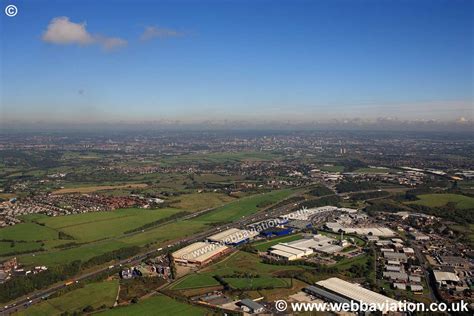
[411,242,438,303]
[2,187,397,314]
[1,192,304,315]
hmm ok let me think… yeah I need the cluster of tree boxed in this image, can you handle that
[342,159,367,172]
[118,277,167,303]
[409,203,474,224]
[240,244,258,254]
[214,275,230,290]
[82,246,141,269]
[54,242,80,249]
[349,249,375,278]
[299,195,341,209]
[336,181,376,193]
[168,252,176,279]
[364,200,410,216]
[261,257,339,274]
[308,186,334,197]
[221,271,260,278]
[350,190,390,201]
[123,211,189,234]
[0,260,81,303]
[58,231,75,240]
[264,196,305,210]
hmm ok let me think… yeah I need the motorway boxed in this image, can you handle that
[2,188,404,315]
[1,192,305,315]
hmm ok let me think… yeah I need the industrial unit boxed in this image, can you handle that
[172,242,229,266]
[315,277,400,313]
[207,228,258,246]
[269,234,345,260]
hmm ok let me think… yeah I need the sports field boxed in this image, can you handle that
[407,193,474,210]
[98,294,208,316]
[17,280,119,316]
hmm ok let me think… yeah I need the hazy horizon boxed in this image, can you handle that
[1,0,473,125]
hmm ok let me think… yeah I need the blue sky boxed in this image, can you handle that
[1,0,472,123]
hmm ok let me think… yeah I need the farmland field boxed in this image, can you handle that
[194,189,294,222]
[170,274,221,290]
[354,167,392,174]
[36,208,184,242]
[407,193,474,210]
[170,192,236,212]
[319,165,344,173]
[0,241,43,256]
[98,294,208,316]
[17,280,119,316]
[0,222,58,241]
[16,190,296,267]
[18,240,128,266]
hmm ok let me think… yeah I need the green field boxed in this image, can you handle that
[36,208,184,242]
[224,277,291,289]
[0,223,58,241]
[98,294,208,316]
[16,190,295,267]
[319,165,344,173]
[160,151,280,166]
[170,274,221,290]
[407,193,474,210]
[170,192,236,212]
[169,251,303,290]
[17,280,119,316]
[195,189,293,222]
[354,167,392,174]
[253,234,303,252]
[0,241,43,256]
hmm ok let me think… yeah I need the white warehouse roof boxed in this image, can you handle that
[433,271,460,283]
[316,277,399,312]
[208,228,258,244]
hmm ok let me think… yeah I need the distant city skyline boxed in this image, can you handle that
[1,0,473,126]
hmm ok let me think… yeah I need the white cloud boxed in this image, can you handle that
[42,17,94,45]
[96,36,127,51]
[42,17,127,51]
[140,26,183,41]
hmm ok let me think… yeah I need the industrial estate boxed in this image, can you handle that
[0,131,472,315]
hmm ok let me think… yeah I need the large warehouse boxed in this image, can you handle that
[269,234,344,260]
[172,242,229,266]
[269,243,314,261]
[325,222,395,237]
[316,277,399,313]
[207,228,258,245]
